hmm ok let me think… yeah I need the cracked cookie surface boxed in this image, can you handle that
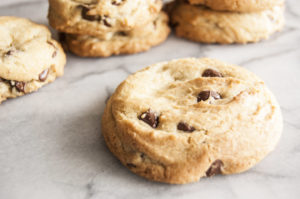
[48,0,163,37]
[169,0,284,44]
[0,16,66,104]
[101,58,283,184]
[61,12,170,57]
[188,0,284,12]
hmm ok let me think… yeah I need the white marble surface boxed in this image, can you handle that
[0,1,300,199]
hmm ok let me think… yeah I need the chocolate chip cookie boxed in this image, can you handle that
[48,0,163,37]
[0,16,66,104]
[101,58,283,184]
[61,12,170,57]
[188,0,284,12]
[169,0,284,44]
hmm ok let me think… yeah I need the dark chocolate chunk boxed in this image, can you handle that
[206,160,224,177]
[39,69,49,82]
[112,0,124,6]
[47,41,55,47]
[197,90,221,102]
[103,16,112,27]
[5,50,14,56]
[202,69,223,77]
[139,109,159,128]
[15,81,26,92]
[79,5,101,21]
[177,122,195,132]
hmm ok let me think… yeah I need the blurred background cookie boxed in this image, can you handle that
[0,16,66,103]
[61,12,170,57]
[168,0,285,44]
[187,0,284,12]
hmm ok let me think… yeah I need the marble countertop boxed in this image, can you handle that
[1,1,300,199]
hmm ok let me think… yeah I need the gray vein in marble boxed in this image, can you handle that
[68,64,131,85]
[285,0,300,18]
[250,170,289,179]
[284,120,300,130]
[238,47,299,66]
[85,179,95,199]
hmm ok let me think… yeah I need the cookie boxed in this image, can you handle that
[48,0,163,37]
[101,58,283,184]
[62,12,170,57]
[187,0,284,12]
[0,16,66,104]
[169,1,284,44]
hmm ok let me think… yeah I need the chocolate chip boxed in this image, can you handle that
[202,69,223,77]
[39,69,49,82]
[0,77,3,82]
[177,122,195,132]
[47,41,57,58]
[9,80,25,92]
[79,5,101,21]
[126,163,137,168]
[206,160,224,177]
[5,50,14,56]
[112,0,124,6]
[15,81,26,92]
[103,16,112,27]
[47,41,55,47]
[197,90,221,102]
[139,109,159,128]
[116,31,127,36]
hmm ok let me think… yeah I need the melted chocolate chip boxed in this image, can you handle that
[112,0,124,6]
[206,160,224,177]
[47,41,57,58]
[15,81,26,92]
[5,50,14,56]
[197,91,221,102]
[47,41,55,47]
[79,5,101,21]
[39,69,49,82]
[177,122,195,132]
[103,16,112,27]
[202,69,223,77]
[139,109,159,128]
